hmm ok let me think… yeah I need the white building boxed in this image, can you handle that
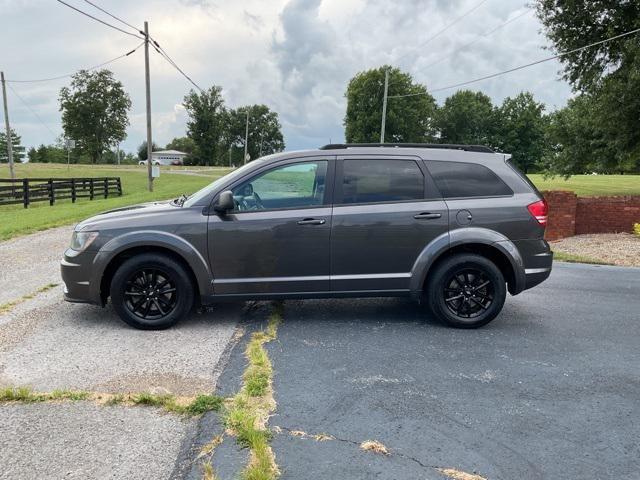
[150,150,188,166]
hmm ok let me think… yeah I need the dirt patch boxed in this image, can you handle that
[551,233,640,267]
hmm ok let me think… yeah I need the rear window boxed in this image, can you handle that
[340,159,424,204]
[506,159,542,195]
[427,161,512,198]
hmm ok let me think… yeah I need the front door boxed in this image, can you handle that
[330,156,449,292]
[208,158,333,295]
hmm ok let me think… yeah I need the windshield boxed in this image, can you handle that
[183,160,266,208]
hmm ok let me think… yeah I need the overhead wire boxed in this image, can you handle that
[81,0,142,34]
[416,8,532,74]
[392,0,490,66]
[388,26,640,98]
[73,0,204,92]
[55,0,143,39]
[5,43,144,83]
[7,83,58,140]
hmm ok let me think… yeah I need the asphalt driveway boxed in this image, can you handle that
[266,263,640,480]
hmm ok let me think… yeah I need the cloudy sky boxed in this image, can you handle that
[1,0,573,154]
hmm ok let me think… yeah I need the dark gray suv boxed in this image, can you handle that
[61,143,552,330]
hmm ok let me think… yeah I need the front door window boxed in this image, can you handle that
[232,161,328,211]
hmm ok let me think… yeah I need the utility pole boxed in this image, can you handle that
[144,21,153,192]
[259,130,264,157]
[1,72,15,180]
[380,68,389,144]
[243,109,250,164]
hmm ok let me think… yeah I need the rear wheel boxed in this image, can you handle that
[110,253,194,330]
[426,253,506,328]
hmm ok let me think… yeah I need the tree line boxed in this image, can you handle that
[9,70,285,166]
[344,2,640,176]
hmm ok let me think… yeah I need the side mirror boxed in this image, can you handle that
[213,190,235,214]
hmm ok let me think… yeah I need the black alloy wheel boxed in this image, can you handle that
[110,253,194,330]
[443,268,494,319]
[123,268,177,320]
[426,253,506,329]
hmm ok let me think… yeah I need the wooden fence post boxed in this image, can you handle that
[117,178,122,196]
[22,179,29,208]
[71,178,76,203]
[89,179,94,200]
[103,178,108,198]
[48,179,54,206]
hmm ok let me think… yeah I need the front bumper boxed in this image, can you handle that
[60,249,101,305]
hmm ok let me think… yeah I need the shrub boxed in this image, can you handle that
[634,223,640,237]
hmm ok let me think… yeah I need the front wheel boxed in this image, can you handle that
[426,254,506,329]
[110,253,194,330]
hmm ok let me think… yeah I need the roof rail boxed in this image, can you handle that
[319,143,494,153]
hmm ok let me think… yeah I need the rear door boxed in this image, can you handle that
[330,156,449,293]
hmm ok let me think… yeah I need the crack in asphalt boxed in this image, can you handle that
[274,424,451,474]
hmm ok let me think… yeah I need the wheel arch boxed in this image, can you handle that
[92,232,211,305]
[410,228,526,297]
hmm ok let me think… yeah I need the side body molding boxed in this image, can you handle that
[90,231,212,301]
[409,227,526,297]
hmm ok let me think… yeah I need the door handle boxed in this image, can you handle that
[297,218,326,225]
[414,212,442,220]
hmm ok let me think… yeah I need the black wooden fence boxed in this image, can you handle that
[0,177,122,208]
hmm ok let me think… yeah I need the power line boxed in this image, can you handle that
[5,43,144,83]
[417,8,532,73]
[388,26,640,98]
[7,83,58,139]
[150,40,204,92]
[81,0,142,34]
[393,0,489,65]
[55,0,143,39]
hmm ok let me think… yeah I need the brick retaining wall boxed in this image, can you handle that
[542,191,640,241]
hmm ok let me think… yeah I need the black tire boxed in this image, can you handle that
[110,253,194,330]
[426,253,506,329]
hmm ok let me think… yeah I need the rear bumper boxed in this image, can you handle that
[515,239,553,291]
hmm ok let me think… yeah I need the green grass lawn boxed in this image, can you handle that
[528,174,640,196]
[1,163,639,241]
[0,163,231,240]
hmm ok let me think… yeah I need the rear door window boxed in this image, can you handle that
[339,159,424,204]
[426,161,512,198]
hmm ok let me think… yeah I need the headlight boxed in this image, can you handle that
[70,231,99,252]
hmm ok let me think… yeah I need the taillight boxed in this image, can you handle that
[527,199,548,226]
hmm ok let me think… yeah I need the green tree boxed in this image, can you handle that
[535,0,640,91]
[27,144,66,163]
[495,92,548,174]
[536,1,640,173]
[59,70,131,164]
[165,136,196,155]
[183,86,227,166]
[0,128,26,163]
[344,66,438,143]
[224,105,285,163]
[137,140,159,161]
[436,90,496,146]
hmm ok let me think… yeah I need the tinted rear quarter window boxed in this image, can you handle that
[340,159,424,204]
[427,161,512,198]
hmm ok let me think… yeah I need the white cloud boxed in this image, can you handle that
[1,0,572,154]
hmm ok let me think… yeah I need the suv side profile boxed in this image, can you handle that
[61,144,552,330]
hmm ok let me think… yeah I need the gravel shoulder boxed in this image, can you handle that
[551,232,640,267]
[0,225,73,305]
[0,402,193,480]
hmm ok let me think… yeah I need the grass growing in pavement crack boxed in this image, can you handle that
[0,283,59,315]
[220,301,283,480]
[0,386,223,416]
